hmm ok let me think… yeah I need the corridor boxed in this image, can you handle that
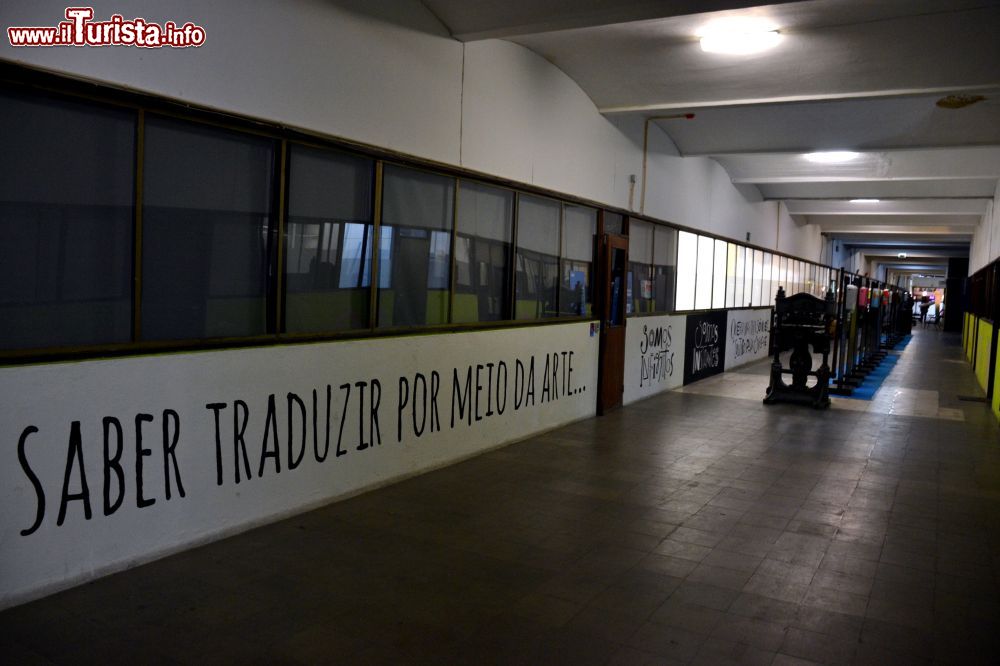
[2,329,999,665]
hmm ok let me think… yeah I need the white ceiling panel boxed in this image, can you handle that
[715,147,1000,183]
[784,199,990,216]
[758,180,1000,200]
[421,0,795,41]
[653,92,1000,155]
[512,2,999,111]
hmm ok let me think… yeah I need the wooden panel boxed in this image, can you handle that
[597,234,628,415]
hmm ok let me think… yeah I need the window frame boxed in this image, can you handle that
[0,67,840,363]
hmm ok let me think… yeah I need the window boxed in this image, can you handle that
[743,248,755,306]
[560,205,596,316]
[454,181,513,323]
[734,246,746,307]
[377,165,454,328]
[142,116,276,341]
[284,145,374,332]
[675,231,697,311]
[770,255,780,303]
[604,211,624,236]
[710,241,726,309]
[652,225,677,312]
[761,253,773,306]
[694,235,714,310]
[629,220,654,314]
[1,90,135,350]
[725,243,737,308]
[515,195,560,319]
[752,249,764,306]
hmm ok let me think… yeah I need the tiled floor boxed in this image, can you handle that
[3,329,999,664]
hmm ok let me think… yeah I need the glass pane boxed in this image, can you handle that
[752,249,764,306]
[610,247,626,326]
[694,235,714,310]
[770,255,780,303]
[629,220,654,314]
[604,211,624,235]
[560,204,596,316]
[652,225,676,312]
[743,247,754,306]
[735,246,746,307]
[142,117,274,341]
[726,243,737,308]
[762,253,773,306]
[515,195,560,319]
[285,145,373,332]
[675,231,697,311]
[377,165,454,327]
[712,240,726,308]
[454,181,513,323]
[0,90,135,350]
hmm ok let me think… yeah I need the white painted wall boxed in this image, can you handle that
[619,119,824,259]
[1,0,828,261]
[460,39,637,208]
[969,181,1000,274]
[0,324,598,608]
[0,0,464,164]
[623,315,686,405]
[778,207,824,263]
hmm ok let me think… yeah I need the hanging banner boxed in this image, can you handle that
[725,308,772,370]
[683,311,727,384]
[623,315,686,404]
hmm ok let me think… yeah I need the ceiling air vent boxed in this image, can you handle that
[936,94,986,109]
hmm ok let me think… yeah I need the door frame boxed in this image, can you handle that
[596,231,629,415]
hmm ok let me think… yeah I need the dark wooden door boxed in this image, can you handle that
[597,233,628,414]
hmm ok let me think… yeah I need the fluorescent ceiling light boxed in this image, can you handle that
[699,17,781,55]
[850,198,880,203]
[804,151,861,163]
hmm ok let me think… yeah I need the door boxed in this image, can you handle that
[597,233,628,414]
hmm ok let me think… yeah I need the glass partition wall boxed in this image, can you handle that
[1,77,836,359]
[630,226,834,314]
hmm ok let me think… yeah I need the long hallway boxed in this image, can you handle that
[3,329,999,665]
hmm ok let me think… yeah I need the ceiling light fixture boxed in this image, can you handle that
[804,151,861,163]
[698,17,781,55]
[850,198,880,203]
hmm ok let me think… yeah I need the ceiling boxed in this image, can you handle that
[424,0,1000,278]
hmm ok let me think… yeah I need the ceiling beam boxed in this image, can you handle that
[717,147,1000,184]
[785,199,989,216]
[806,214,981,228]
[599,84,1000,115]
[760,180,1000,200]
